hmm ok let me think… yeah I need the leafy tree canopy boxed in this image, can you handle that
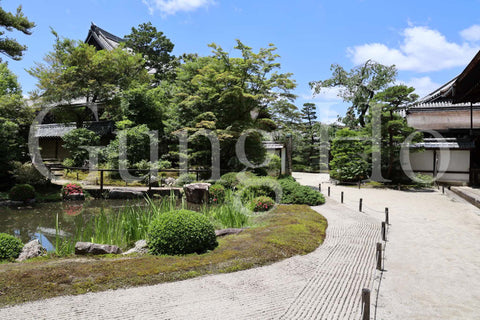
[0,3,35,61]
[28,31,151,104]
[124,22,177,83]
[172,40,297,131]
[310,60,397,127]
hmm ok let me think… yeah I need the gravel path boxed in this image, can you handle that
[0,175,381,319]
[294,172,480,320]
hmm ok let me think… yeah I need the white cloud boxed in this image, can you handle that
[142,0,214,16]
[460,25,480,42]
[401,76,441,98]
[303,87,342,102]
[348,25,480,72]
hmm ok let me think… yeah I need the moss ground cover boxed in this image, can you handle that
[0,204,327,307]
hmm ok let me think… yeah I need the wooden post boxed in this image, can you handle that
[328,186,331,197]
[359,198,363,212]
[385,207,389,225]
[319,183,321,192]
[358,180,361,189]
[341,191,344,203]
[196,170,199,181]
[148,174,152,194]
[376,242,383,271]
[362,288,371,320]
[442,186,445,194]
[76,172,79,180]
[382,222,387,241]
[100,170,104,193]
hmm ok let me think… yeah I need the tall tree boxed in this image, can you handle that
[299,103,319,170]
[310,60,397,127]
[0,2,35,61]
[124,22,177,83]
[371,85,420,180]
[167,40,297,170]
[0,62,33,180]
[28,32,151,127]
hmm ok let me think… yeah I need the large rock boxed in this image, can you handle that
[184,183,211,204]
[75,242,122,255]
[122,240,149,255]
[16,239,46,262]
[215,228,246,237]
[107,188,144,199]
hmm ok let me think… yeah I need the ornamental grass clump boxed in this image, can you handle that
[8,184,35,202]
[0,233,23,261]
[147,209,218,255]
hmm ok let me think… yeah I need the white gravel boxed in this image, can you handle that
[294,172,480,320]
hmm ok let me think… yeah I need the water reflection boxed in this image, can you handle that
[0,199,157,252]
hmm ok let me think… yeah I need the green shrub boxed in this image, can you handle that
[209,184,225,204]
[10,161,47,186]
[62,128,100,167]
[279,178,325,206]
[217,172,240,189]
[238,176,280,202]
[0,233,23,261]
[147,209,218,255]
[175,173,196,187]
[9,184,35,201]
[249,196,274,212]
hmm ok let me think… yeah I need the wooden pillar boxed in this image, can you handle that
[286,134,292,176]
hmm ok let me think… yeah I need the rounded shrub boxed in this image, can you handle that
[279,178,325,205]
[174,173,196,187]
[9,184,35,202]
[209,184,225,204]
[249,196,275,212]
[0,233,23,261]
[147,209,218,255]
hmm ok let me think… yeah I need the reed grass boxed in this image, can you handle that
[54,192,251,255]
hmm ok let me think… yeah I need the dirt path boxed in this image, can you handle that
[0,177,380,319]
[294,172,480,320]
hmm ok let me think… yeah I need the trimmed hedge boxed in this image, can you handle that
[147,209,218,255]
[9,184,35,202]
[279,178,325,206]
[0,233,23,261]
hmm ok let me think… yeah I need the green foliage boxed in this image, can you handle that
[0,4,35,61]
[124,22,177,83]
[10,161,47,186]
[209,184,225,204]
[61,128,100,167]
[329,128,369,182]
[0,63,33,180]
[310,60,397,127]
[267,154,281,176]
[279,178,325,205]
[249,196,274,212]
[147,209,218,255]
[28,33,151,127]
[217,172,240,189]
[239,176,280,202]
[8,184,35,201]
[0,233,23,261]
[106,124,158,168]
[175,173,196,187]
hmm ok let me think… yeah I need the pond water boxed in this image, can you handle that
[0,199,196,252]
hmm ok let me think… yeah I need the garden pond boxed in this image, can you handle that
[0,199,202,252]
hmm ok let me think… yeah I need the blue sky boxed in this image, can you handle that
[3,0,480,123]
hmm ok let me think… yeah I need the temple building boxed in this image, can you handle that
[406,50,480,185]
